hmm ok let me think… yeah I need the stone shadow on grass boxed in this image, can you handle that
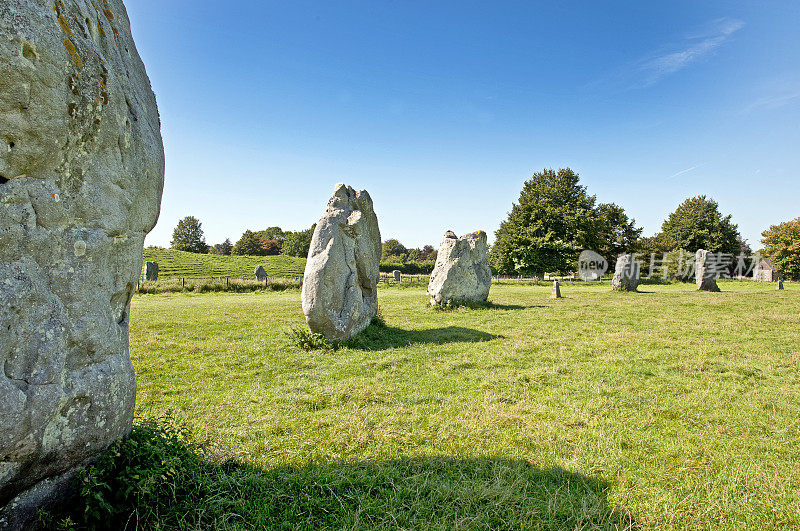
[236,456,638,530]
[431,300,544,311]
[49,418,637,529]
[344,322,500,351]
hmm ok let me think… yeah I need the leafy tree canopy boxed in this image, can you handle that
[761,217,800,280]
[660,195,740,256]
[232,230,263,256]
[171,216,209,254]
[492,168,641,274]
[282,225,316,258]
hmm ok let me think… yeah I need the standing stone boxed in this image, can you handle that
[254,265,267,281]
[301,184,381,341]
[777,279,784,291]
[392,270,401,282]
[427,231,491,305]
[0,0,164,526]
[145,261,159,281]
[611,254,640,292]
[695,249,721,292]
[551,280,562,298]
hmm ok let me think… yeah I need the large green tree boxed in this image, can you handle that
[254,227,287,242]
[232,230,264,256]
[492,168,639,274]
[170,216,209,254]
[281,225,316,258]
[761,217,800,280]
[592,202,643,259]
[382,239,408,262]
[660,196,740,255]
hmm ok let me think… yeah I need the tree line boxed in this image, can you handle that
[170,220,316,258]
[168,167,800,279]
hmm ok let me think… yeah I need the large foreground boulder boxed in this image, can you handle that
[695,249,721,292]
[427,231,491,305]
[0,0,164,525]
[301,184,381,341]
[611,254,640,292]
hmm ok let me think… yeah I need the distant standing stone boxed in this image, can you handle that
[611,254,640,292]
[393,270,402,282]
[145,261,159,281]
[427,231,491,305]
[777,279,785,290]
[551,280,562,298]
[695,249,721,292]
[302,184,381,341]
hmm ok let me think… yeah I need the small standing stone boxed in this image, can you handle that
[777,279,784,290]
[393,270,401,282]
[551,280,562,298]
[695,249,721,292]
[145,261,159,281]
[255,265,267,281]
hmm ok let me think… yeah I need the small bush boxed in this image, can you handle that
[57,415,229,529]
[286,327,336,351]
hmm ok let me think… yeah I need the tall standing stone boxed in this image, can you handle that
[145,261,159,281]
[695,249,721,292]
[301,184,381,341]
[551,280,562,298]
[777,279,784,291]
[254,265,267,281]
[427,231,491,305]
[392,270,401,282]
[0,0,164,525]
[611,254,640,292]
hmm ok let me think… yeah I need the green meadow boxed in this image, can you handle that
[105,281,800,529]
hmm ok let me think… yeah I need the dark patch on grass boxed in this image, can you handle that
[430,299,542,311]
[48,416,636,530]
[344,322,499,351]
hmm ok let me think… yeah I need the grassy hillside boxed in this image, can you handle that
[141,248,306,279]
[76,280,799,529]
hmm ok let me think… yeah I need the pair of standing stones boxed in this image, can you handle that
[301,185,492,341]
[611,249,728,292]
[1,0,165,525]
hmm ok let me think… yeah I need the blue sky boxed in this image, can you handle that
[128,1,800,251]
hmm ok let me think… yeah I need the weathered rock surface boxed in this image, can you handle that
[0,0,164,524]
[301,184,381,341]
[695,249,721,292]
[427,231,491,305]
[392,270,401,282]
[145,261,158,281]
[254,265,267,281]
[777,279,784,291]
[551,280,562,298]
[611,254,640,292]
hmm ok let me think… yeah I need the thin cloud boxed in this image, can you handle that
[638,18,744,87]
[744,88,800,113]
[667,165,701,180]
[588,18,745,91]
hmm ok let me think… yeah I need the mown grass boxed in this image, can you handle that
[120,280,799,529]
[141,248,306,279]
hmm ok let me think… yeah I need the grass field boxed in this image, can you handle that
[127,281,800,529]
[141,248,307,279]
